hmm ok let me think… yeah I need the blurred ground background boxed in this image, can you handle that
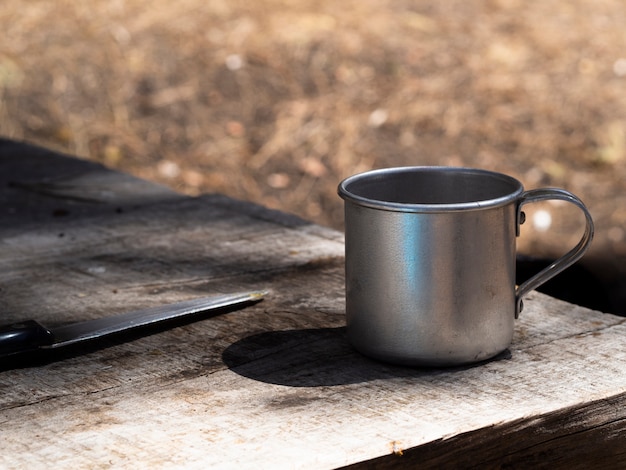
[1,0,625,313]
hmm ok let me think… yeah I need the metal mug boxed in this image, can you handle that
[338,167,594,366]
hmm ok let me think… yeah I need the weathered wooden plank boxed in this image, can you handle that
[341,392,626,469]
[1,139,625,469]
[0,139,342,400]
[1,262,624,468]
[0,193,343,322]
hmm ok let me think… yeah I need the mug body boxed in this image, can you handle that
[339,167,524,366]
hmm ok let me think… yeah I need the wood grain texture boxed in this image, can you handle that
[0,139,624,469]
[341,391,626,469]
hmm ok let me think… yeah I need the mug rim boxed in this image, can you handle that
[338,166,524,213]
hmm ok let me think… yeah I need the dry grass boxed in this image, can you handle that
[1,0,626,297]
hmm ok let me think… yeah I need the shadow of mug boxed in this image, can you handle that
[222,327,512,387]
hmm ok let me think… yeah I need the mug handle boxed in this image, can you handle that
[515,188,594,318]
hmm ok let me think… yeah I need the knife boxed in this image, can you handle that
[0,290,265,358]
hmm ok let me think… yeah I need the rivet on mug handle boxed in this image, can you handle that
[515,188,594,319]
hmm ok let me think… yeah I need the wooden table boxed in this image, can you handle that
[1,138,625,469]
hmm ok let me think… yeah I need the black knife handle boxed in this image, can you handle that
[0,320,55,357]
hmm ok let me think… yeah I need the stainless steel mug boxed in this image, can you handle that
[338,167,594,366]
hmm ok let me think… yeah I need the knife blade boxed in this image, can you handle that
[0,290,265,358]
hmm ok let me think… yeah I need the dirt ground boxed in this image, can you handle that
[1,0,625,313]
